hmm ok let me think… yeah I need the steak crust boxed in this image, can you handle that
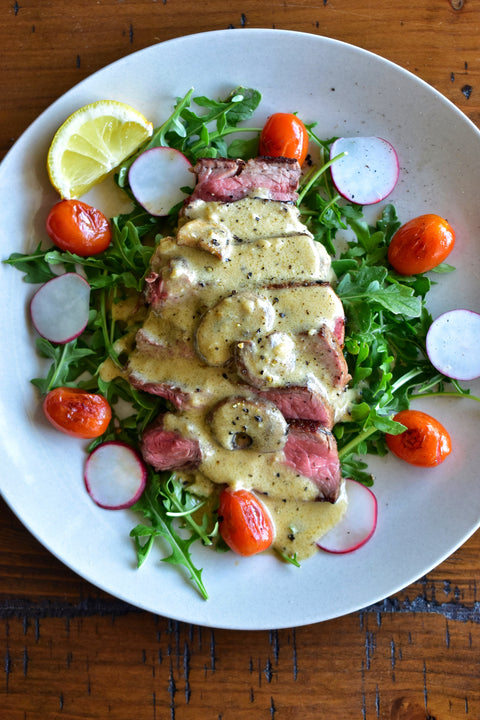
[188,157,302,203]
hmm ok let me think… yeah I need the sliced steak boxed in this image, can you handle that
[129,376,191,411]
[334,316,346,346]
[141,416,201,471]
[183,195,312,240]
[144,256,196,310]
[188,157,302,203]
[258,386,334,427]
[132,329,197,356]
[283,420,341,502]
[144,270,167,308]
[128,336,197,410]
[297,326,351,389]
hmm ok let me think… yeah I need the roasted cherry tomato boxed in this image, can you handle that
[387,213,455,275]
[259,113,309,166]
[218,488,274,556]
[43,387,112,439]
[385,409,452,467]
[46,199,111,257]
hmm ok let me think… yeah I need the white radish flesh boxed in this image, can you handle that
[85,441,147,510]
[426,309,480,381]
[128,146,193,216]
[30,272,90,344]
[330,136,399,205]
[316,478,377,554]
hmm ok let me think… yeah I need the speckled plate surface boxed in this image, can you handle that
[1,29,479,630]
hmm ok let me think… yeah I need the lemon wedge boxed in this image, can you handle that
[47,100,154,198]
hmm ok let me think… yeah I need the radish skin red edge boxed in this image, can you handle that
[316,479,378,554]
[426,309,480,381]
[330,136,399,205]
[85,441,147,510]
[128,146,193,216]
[30,272,90,344]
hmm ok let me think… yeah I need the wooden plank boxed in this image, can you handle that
[0,608,478,718]
[1,0,479,159]
[0,496,479,717]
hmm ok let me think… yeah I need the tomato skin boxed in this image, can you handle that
[218,488,274,556]
[387,214,455,275]
[385,409,452,467]
[43,387,112,439]
[46,199,111,257]
[259,113,309,166]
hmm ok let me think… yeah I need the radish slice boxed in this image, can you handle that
[30,272,90,344]
[128,146,193,216]
[426,309,480,381]
[330,136,399,205]
[316,479,378,554]
[85,441,147,510]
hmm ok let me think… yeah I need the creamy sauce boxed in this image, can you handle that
[98,291,146,383]
[128,196,353,559]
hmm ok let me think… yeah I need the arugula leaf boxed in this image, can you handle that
[227,136,260,160]
[31,339,95,394]
[130,473,209,600]
[164,87,261,162]
[4,245,56,284]
[337,267,422,317]
[276,549,301,567]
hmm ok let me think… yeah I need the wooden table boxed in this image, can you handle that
[1,2,479,718]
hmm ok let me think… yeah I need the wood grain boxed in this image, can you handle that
[1,1,479,717]
[2,0,479,161]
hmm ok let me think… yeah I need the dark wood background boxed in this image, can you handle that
[1,1,479,718]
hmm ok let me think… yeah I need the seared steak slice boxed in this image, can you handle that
[258,386,334,427]
[333,316,346,346]
[141,416,201,471]
[188,157,302,203]
[183,196,312,240]
[234,325,349,394]
[296,327,351,389]
[129,377,191,411]
[144,256,196,310]
[283,420,341,502]
[127,335,196,410]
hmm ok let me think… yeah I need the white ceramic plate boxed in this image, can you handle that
[1,29,479,630]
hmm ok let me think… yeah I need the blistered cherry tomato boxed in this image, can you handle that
[259,113,309,166]
[43,387,112,439]
[385,409,452,467]
[387,214,455,275]
[218,488,274,556]
[46,199,111,257]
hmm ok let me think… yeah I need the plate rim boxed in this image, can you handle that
[1,28,479,630]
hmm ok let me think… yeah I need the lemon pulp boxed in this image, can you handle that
[47,100,153,198]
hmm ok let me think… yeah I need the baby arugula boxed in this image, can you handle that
[130,473,214,601]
